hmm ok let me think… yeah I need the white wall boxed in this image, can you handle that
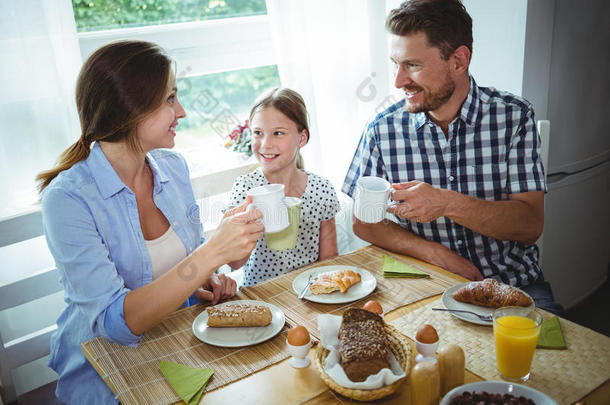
[463,0,528,96]
[384,0,529,99]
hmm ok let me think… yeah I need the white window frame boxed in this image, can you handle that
[78,15,275,77]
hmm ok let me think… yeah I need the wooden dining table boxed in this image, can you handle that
[82,245,610,405]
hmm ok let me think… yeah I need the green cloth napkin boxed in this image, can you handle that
[382,254,430,278]
[537,316,567,349]
[159,361,214,405]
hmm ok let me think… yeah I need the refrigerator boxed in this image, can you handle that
[536,0,610,309]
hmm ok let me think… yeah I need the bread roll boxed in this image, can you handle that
[338,308,390,382]
[206,303,272,327]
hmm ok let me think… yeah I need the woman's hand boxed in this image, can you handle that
[205,196,264,265]
[195,273,237,305]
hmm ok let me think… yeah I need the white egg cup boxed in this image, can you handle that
[286,339,312,368]
[415,339,439,364]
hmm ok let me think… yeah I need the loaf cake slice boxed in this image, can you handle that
[338,308,390,382]
[206,303,272,327]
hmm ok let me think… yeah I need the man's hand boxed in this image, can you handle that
[387,180,448,222]
[195,273,237,305]
[435,247,483,281]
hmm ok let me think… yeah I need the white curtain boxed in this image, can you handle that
[0,0,81,219]
[266,0,399,253]
[265,0,397,189]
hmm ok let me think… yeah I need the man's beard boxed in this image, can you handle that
[404,73,455,113]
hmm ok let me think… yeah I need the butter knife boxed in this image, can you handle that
[431,307,493,322]
[298,275,314,299]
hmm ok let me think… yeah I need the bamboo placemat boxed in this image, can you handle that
[389,299,610,405]
[241,245,458,338]
[82,299,293,405]
[82,246,458,404]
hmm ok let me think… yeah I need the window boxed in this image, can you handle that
[72,0,267,32]
[176,65,279,176]
[72,0,280,176]
[73,0,280,177]
[71,0,281,231]
[0,1,278,221]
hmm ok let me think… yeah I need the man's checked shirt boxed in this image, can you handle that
[342,76,546,287]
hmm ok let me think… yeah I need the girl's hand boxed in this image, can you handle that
[206,198,264,265]
[195,273,237,305]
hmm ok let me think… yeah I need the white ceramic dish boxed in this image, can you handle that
[292,265,377,304]
[192,300,285,347]
[441,282,535,326]
[440,381,558,405]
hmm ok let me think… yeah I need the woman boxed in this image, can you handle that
[37,41,263,404]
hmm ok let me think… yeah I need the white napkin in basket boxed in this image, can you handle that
[317,314,406,389]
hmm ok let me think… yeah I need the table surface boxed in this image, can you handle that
[83,246,610,404]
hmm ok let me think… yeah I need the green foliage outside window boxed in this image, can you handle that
[72,0,267,32]
[71,0,279,145]
[177,65,281,132]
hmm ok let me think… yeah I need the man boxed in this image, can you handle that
[342,0,562,313]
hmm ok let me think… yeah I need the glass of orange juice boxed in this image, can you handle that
[493,306,542,382]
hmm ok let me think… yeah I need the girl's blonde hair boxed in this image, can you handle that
[248,87,309,169]
[37,40,172,192]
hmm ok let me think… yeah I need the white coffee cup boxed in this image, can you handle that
[353,176,393,223]
[247,184,290,233]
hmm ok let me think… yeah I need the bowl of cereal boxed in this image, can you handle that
[440,381,558,405]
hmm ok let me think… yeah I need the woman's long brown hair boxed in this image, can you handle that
[36,40,172,192]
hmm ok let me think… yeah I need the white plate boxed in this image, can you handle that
[192,300,285,347]
[441,282,535,326]
[292,265,377,304]
[440,381,558,405]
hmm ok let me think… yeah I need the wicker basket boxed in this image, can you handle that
[313,323,412,401]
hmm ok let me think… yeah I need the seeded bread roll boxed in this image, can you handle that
[206,303,272,327]
[338,308,390,382]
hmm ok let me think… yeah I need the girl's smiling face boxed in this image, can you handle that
[251,107,308,174]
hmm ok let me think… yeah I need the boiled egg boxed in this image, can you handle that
[415,324,439,344]
[363,300,383,315]
[287,325,310,346]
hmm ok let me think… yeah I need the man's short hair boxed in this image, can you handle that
[386,0,473,60]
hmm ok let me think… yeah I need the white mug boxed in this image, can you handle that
[353,176,393,223]
[247,184,290,233]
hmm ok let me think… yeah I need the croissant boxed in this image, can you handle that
[452,279,532,308]
[310,269,361,295]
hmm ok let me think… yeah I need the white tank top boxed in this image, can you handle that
[145,226,187,280]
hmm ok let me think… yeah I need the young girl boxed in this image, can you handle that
[227,87,340,286]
